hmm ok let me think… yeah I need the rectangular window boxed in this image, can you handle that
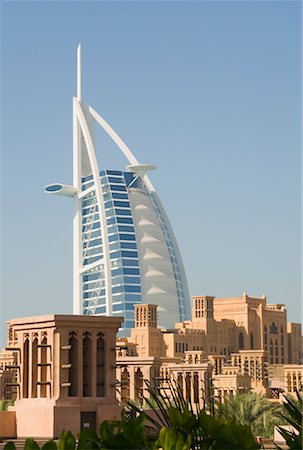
[124,294,141,302]
[123,268,140,275]
[115,208,132,216]
[119,233,136,241]
[110,184,126,192]
[118,225,135,233]
[83,272,101,282]
[121,242,137,250]
[106,170,122,176]
[107,217,116,225]
[112,192,128,200]
[112,303,123,311]
[108,177,124,184]
[109,234,118,242]
[111,268,123,277]
[105,200,113,209]
[121,251,138,258]
[124,276,140,284]
[117,217,133,224]
[122,259,139,266]
[113,201,130,208]
[125,285,141,293]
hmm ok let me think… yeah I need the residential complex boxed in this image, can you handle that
[45,45,190,336]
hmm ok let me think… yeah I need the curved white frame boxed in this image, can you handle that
[46,44,191,319]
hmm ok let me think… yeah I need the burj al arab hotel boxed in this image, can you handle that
[45,45,191,335]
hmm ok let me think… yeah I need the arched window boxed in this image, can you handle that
[239,332,244,349]
[185,372,191,401]
[250,333,254,350]
[96,333,105,397]
[23,337,29,398]
[68,332,78,397]
[193,372,199,404]
[121,368,130,402]
[31,337,38,398]
[40,335,48,398]
[83,332,92,397]
[135,368,143,400]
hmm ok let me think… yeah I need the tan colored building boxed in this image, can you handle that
[5,314,122,438]
[0,348,18,400]
[116,295,302,404]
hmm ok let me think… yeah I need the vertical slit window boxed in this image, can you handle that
[83,333,92,397]
[23,338,29,398]
[40,336,47,398]
[96,333,105,397]
[31,338,38,398]
[68,333,78,397]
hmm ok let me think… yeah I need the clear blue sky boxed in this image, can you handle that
[0,1,301,347]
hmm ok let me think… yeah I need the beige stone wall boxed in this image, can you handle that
[287,322,302,364]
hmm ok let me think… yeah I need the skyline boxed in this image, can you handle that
[1,1,301,347]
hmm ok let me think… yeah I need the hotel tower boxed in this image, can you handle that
[45,45,191,335]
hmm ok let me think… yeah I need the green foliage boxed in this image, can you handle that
[41,441,57,450]
[24,439,41,450]
[197,411,260,449]
[97,412,153,449]
[3,442,16,450]
[0,400,14,411]
[277,388,303,450]
[216,391,280,438]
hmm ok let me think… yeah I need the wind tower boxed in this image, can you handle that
[45,45,191,336]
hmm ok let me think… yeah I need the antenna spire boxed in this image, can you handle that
[77,43,82,101]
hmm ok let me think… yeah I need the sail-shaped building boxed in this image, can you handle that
[45,45,191,335]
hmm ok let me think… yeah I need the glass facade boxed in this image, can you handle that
[80,169,189,335]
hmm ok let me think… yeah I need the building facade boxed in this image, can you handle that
[45,45,191,336]
[4,314,122,438]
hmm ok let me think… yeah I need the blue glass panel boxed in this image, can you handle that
[82,174,93,182]
[113,201,130,208]
[108,177,124,183]
[124,276,140,284]
[122,259,139,267]
[107,217,116,225]
[121,242,137,249]
[112,303,124,311]
[125,303,135,310]
[106,209,115,218]
[103,192,111,201]
[124,294,141,301]
[115,208,131,216]
[109,242,120,251]
[112,192,128,200]
[117,225,135,232]
[95,306,106,314]
[123,268,140,275]
[82,206,98,216]
[124,172,134,185]
[105,201,113,209]
[121,251,138,258]
[111,268,123,277]
[110,251,121,259]
[110,184,126,192]
[108,225,118,235]
[125,321,135,328]
[112,285,123,294]
[112,275,124,285]
[83,272,100,282]
[106,170,122,176]
[88,238,102,247]
[99,170,106,176]
[109,234,118,243]
[83,255,101,265]
[125,285,141,293]
[119,234,136,241]
[117,217,133,224]
[86,247,102,257]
